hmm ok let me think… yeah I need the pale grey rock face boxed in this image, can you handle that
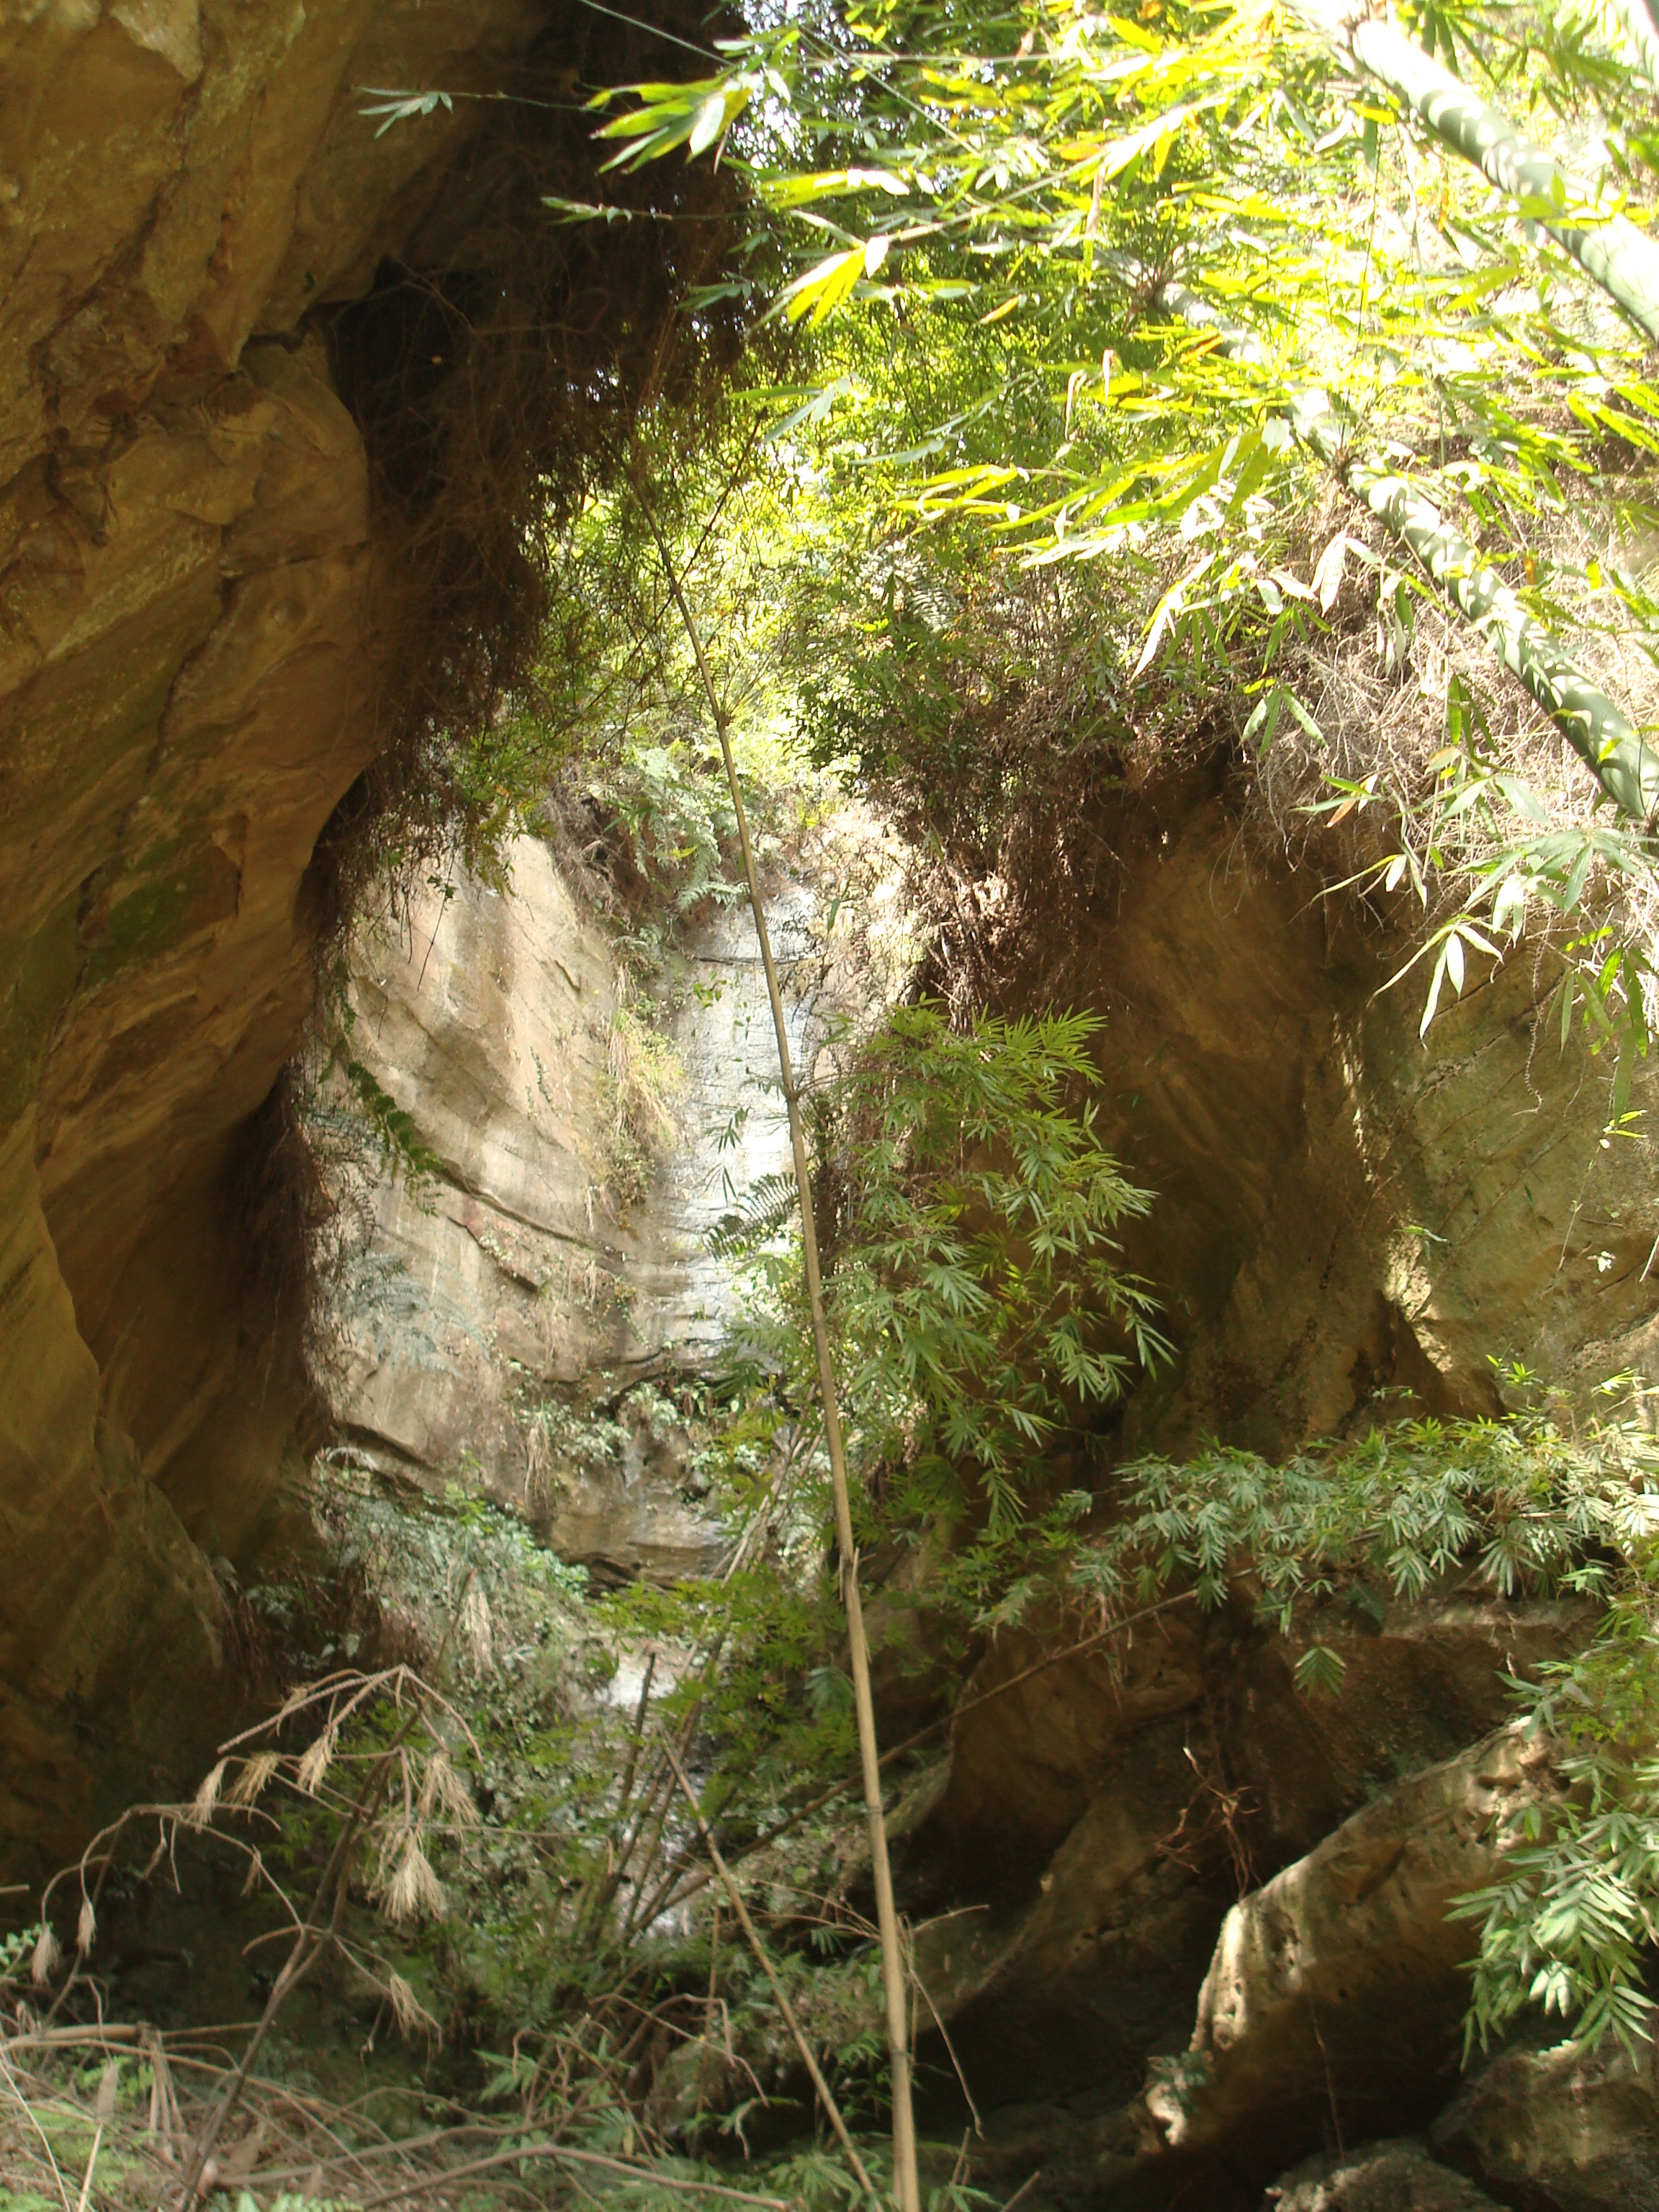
[321,835,863,1581]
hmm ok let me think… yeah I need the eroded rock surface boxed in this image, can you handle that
[1144,1726,1555,2178]
[1431,2037,1659,2211]
[0,0,711,1861]
[322,837,882,1579]
[1265,2140,1507,2211]
[1002,776,1659,1456]
[888,1588,1576,2149]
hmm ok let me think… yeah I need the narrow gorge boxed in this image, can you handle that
[3,6,1659,2211]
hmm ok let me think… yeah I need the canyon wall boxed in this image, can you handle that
[325,786,1659,2205]
[322,842,822,1583]
[2,12,1654,2192]
[0,0,721,1865]
[318,816,911,1580]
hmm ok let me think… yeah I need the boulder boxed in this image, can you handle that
[1431,2036,1659,2211]
[1266,2139,1506,2211]
[1143,1725,1557,2175]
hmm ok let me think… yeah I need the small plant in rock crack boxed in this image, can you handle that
[601,994,685,1213]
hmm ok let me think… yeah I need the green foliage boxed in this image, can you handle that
[225,1006,1172,2146]
[1070,1372,1659,2049]
[356,1350,1659,2064]
[598,0,1659,1069]
[1454,1591,1659,2056]
[752,1002,1169,1538]
[505,412,846,935]
[1323,719,1659,1115]
[601,997,685,1213]
[341,1056,446,1197]
[1096,1376,1658,1622]
[236,2197,361,2212]
[0,1923,37,1982]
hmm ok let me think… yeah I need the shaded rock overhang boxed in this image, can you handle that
[0,0,736,1870]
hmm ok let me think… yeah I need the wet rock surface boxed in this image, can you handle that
[320,839,847,1576]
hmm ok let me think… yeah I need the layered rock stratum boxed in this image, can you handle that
[0,0,724,1860]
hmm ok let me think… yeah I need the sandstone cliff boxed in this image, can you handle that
[315,771,1659,2203]
[0,0,728,1863]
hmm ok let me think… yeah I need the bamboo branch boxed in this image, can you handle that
[1297,0,1659,343]
[660,1735,880,2202]
[637,475,921,2212]
[1610,0,1659,89]
[1158,279,1659,823]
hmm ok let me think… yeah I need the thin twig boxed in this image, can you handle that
[353,2138,792,2209]
[638,472,920,2212]
[0,2049,74,2212]
[659,1735,880,2204]
[177,1611,473,2207]
[1307,1991,1346,2162]
[914,1966,981,2138]
[657,1588,1201,1917]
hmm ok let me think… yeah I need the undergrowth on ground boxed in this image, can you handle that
[8,1359,1659,2212]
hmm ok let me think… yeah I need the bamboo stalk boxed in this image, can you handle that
[659,1735,880,2202]
[1297,1,1659,344]
[1157,279,1659,822]
[639,482,920,2212]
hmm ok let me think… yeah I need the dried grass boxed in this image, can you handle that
[878,477,1659,1025]
[1251,486,1659,871]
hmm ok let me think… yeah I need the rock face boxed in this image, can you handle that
[322,842,819,1578]
[892,1605,1578,2203]
[321,832,907,1579]
[868,778,1659,2201]
[305,778,1654,2204]
[976,770,1659,1457]
[1431,2038,1659,2211]
[1144,1725,1555,2180]
[2,12,1655,2187]
[1266,2140,1508,2211]
[0,0,721,1864]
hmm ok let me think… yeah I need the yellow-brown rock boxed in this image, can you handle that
[0,0,676,1868]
